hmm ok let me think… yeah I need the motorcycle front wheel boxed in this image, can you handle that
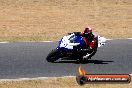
[46,49,60,63]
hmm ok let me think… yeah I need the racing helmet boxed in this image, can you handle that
[84,27,92,35]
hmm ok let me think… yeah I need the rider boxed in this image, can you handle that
[80,27,97,59]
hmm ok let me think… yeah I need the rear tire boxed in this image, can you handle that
[78,57,88,63]
[46,49,60,63]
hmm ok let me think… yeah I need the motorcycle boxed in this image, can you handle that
[46,32,106,62]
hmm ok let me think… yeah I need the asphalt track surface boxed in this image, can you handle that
[0,39,132,79]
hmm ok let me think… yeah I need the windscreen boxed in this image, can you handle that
[69,34,81,43]
[69,35,76,43]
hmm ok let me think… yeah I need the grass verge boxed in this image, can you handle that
[0,76,131,88]
[0,0,132,42]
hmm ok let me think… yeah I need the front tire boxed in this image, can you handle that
[46,49,60,63]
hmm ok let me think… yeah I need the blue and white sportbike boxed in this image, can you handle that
[46,32,106,62]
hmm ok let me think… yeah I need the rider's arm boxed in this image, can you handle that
[90,37,97,49]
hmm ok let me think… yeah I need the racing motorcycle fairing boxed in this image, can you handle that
[57,33,85,50]
[46,32,106,62]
